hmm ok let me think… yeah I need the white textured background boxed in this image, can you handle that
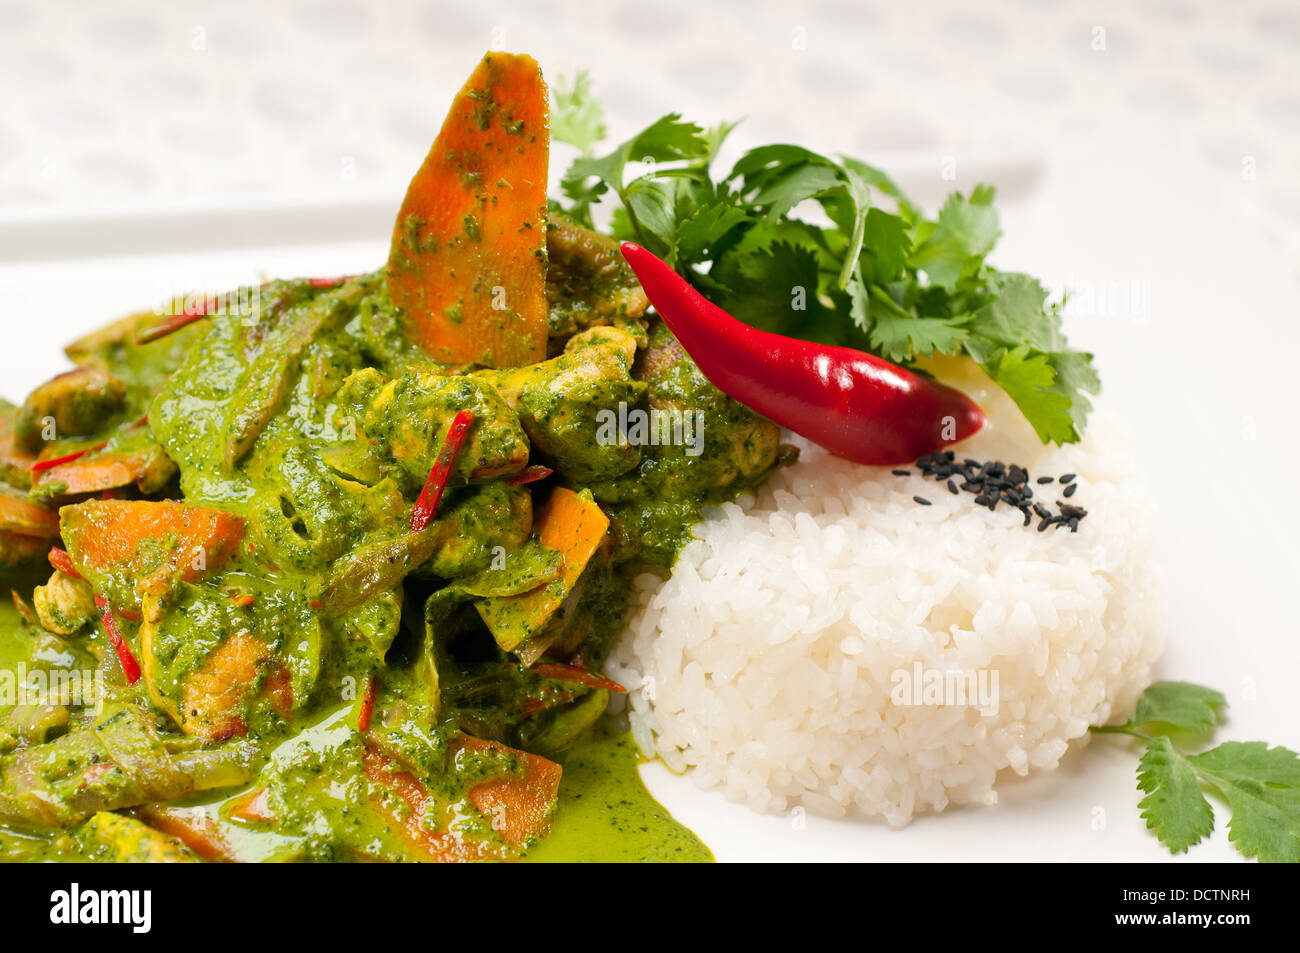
[2,0,1298,862]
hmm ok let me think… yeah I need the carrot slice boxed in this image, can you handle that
[0,487,59,538]
[386,52,549,368]
[61,499,246,598]
[362,735,560,861]
[133,805,235,862]
[476,488,608,653]
[410,410,475,531]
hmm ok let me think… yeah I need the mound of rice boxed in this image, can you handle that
[607,405,1165,826]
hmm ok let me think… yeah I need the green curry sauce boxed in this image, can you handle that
[0,236,785,863]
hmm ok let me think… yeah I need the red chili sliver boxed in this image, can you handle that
[94,594,141,684]
[31,442,107,473]
[308,276,355,288]
[356,675,378,733]
[134,293,225,345]
[506,465,553,487]
[47,547,82,580]
[410,410,475,531]
[532,662,626,694]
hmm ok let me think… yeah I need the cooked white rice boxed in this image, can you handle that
[606,402,1165,826]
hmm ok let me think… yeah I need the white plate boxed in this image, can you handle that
[1,120,1295,862]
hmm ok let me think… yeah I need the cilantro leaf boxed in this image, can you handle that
[909,186,1000,289]
[1190,742,1300,863]
[981,346,1077,444]
[1137,736,1216,854]
[550,71,607,156]
[867,286,967,362]
[863,208,910,283]
[551,72,1100,445]
[1134,681,1227,736]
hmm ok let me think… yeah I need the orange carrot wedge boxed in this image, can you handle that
[386,52,550,368]
[362,735,560,861]
[0,486,59,538]
[476,488,608,653]
[60,499,246,600]
[132,805,236,862]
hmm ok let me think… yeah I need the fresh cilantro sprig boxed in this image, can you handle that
[1092,681,1300,862]
[550,74,1098,444]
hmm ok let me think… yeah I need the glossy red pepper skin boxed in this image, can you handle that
[620,242,986,466]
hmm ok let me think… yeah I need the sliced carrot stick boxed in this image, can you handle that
[0,486,59,538]
[476,488,609,653]
[60,499,246,597]
[35,445,173,495]
[386,52,550,368]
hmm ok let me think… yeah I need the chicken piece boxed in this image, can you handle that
[337,369,530,491]
[73,811,198,862]
[13,367,127,451]
[32,570,96,635]
[546,213,649,341]
[476,326,646,484]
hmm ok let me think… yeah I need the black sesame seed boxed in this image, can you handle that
[1060,473,1076,484]
[913,495,932,506]
[947,479,958,494]
[1063,483,1078,498]
[1033,503,1051,519]
[1036,476,1054,484]
[892,469,911,477]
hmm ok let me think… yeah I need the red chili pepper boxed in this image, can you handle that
[94,594,141,684]
[410,410,475,531]
[308,275,355,288]
[619,243,986,466]
[506,465,553,487]
[47,547,82,580]
[356,675,378,732]
[31,442,107,473]
[134,293,225,345]
[532,662,626,694]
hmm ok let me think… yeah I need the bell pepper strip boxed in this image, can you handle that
[506,464,553,486]
[476,488,608,655]
[355,674,378,733]
[410,410,476,531]
[133,293,226,345]
[532,662,626,694]
[95,594,141,684]
[47,547,81,580]
[619,242,987,466]
[386,52,550,368]
[30,441,107,473]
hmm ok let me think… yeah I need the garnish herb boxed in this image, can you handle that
[1092,681,1300,862]
[551,75,1099,444]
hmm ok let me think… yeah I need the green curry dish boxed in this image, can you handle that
[0,53,787,863]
